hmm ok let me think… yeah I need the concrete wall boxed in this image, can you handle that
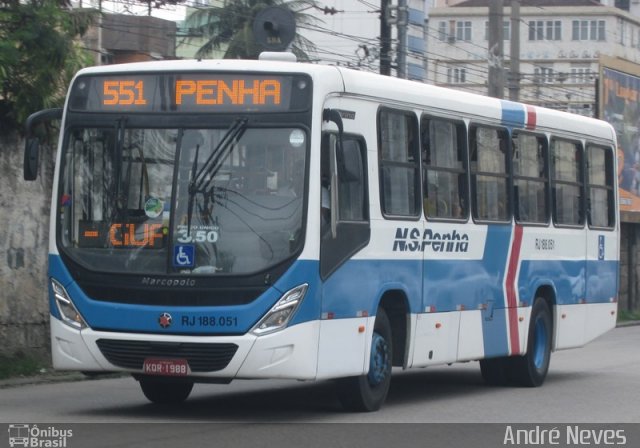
[0,133,54,359]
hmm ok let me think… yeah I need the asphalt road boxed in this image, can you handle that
[0,325,638,447]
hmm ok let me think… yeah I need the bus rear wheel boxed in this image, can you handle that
[510,298,552,387]
[138,376,194,404]
[480,299,552,387]
[336,308,392,412]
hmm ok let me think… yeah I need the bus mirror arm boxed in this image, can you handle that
[322,109,343,135]
[23,108,63,181]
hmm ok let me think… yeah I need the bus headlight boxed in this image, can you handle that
[51,279,87,330]
[251,284,308,336]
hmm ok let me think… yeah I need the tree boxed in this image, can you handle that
[0,0,97,135]
[187,0,319,60]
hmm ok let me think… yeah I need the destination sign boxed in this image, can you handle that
[78,221,166,249]
[68,73,311,113]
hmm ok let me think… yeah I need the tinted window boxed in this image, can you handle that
[378,109,420,217]
[470,125,510,221]
[513,132,548,223]
[551,138,584,226]
[421,116,468,220]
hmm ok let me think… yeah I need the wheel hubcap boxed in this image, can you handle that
[533,317,548,370]
[368,332,390,386]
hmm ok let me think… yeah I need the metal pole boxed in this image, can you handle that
[380,0,391,76]
[397,0,408,79]
[488,0,504,98]
[508,0,520,101]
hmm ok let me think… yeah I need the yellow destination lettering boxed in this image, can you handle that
[174,79,281,106]
[175,80,197,105]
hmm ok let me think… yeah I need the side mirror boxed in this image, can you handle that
[24,138,40,181]
[23,108,63,181]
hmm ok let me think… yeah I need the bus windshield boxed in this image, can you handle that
[58,124,307,276]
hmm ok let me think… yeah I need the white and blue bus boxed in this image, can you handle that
[24,55,619,411]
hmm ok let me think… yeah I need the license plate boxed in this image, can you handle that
[142,358,191,376]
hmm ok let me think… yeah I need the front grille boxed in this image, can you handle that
[96,339,238,372]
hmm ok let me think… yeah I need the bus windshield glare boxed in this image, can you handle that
[58,124,307,275]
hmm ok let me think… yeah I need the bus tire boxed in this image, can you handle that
[139,377,194,404]
[336,308,393,412]
[510,298,552,387]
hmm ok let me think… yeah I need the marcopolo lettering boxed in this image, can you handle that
[393,227,469,253]
[141,277,197,287]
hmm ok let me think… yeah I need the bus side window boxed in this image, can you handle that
[421,116,468,220]
[586,144,615,228]
[551,138,584,226]
[470,125,510,222]
[337,138,367,221]
[321,134,368,232]
[378,108,420,218]
[512,132,548,224]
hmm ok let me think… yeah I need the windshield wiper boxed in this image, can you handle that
[186,117,248,236]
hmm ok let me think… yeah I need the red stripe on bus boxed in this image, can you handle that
[506,225,523,355]
[526,105,537,130]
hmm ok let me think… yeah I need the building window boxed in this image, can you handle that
[438,21,447,41]
[408,8,424,26]
[570,66,593,83]
[408,63,425,81]
[484,21,510,40]
[408,35,424,54]
[456,21,472,41]
[447,67,466,84]
[529,20,561,40]
[572,20,605,41]
[547,20,562,40]
[421,116,468,220]
[534,66,554,84]
[378,109,421,217]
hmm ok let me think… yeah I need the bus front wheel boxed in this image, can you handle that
[138,376,194,404]
[336,308,393,412]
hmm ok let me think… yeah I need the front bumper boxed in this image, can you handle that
[51,315,320,380]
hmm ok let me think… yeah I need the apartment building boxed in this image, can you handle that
[428,0,640,116]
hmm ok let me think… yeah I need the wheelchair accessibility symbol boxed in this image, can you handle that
[173,245,195,267]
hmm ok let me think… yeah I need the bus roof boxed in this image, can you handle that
[75,58,615,143]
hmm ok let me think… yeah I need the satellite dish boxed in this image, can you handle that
[253,6,296,52]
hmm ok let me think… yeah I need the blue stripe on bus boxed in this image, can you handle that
[479,224,512,357]
[48,253,618,336]
[48,255,322,335]
[501,100,526,128]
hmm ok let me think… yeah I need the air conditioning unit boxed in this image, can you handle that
[448,35,456,44]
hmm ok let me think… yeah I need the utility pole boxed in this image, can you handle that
[397,0,408,79]
[380,0,391,76]
[488,0,504,98]
[508,0,521,101]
